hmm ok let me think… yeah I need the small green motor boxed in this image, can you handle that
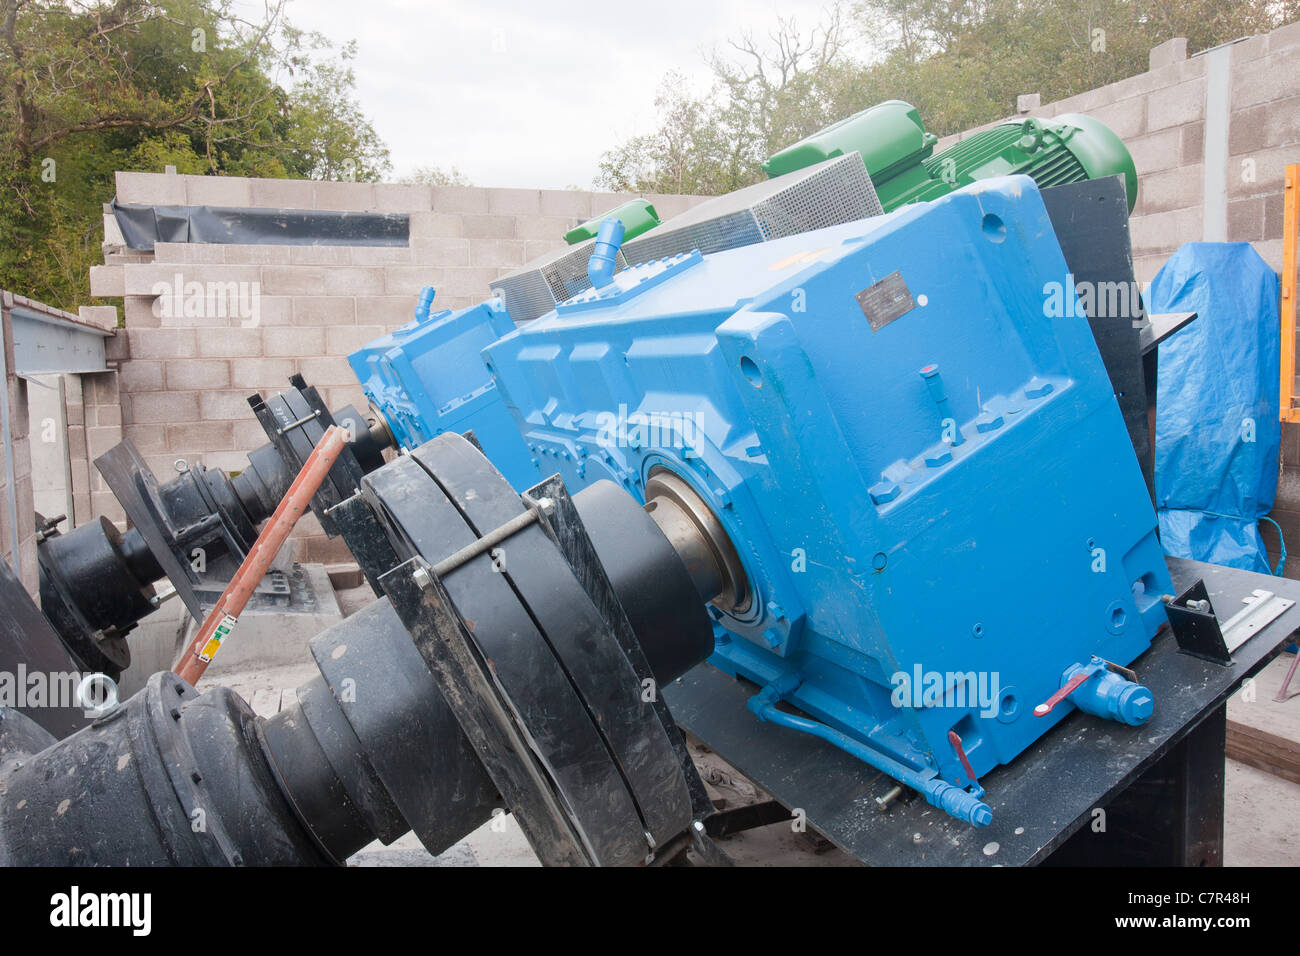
[565,199,661,245]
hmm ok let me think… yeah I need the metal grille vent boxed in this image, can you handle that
[622,152,882,266]
[491,151,882,322]
[491,238,632,324]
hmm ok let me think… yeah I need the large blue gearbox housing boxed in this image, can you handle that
[349,176,1171,826]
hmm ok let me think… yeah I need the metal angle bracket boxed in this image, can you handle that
[1166,579,1295,665]
[1166,580,1229,664]
[1220,588,1294,653]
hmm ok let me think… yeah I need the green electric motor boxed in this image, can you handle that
[765,102,1138,212]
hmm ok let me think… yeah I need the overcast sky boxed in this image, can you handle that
[274,0,853,188]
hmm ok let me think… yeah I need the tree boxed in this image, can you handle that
[596,72,744,195]
[710,6,852,167]
[598,0,1300,195]
[596,12,853,195]
[846,0,1298,136]
[0,0,390,309]
[403,164,473,187]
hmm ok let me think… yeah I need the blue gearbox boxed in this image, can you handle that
[351,176,1172,825]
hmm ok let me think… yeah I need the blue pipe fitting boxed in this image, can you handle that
[919,364,964,447]
[920,364,946,403]
[587,218,625,290]
[747,674,993,827]
[1062,660,1154,726]
[415,286,436,322]
[927,780,993,827]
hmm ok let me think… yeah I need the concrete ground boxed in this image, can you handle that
[146,566,1300,867]
[1223,653,1300,866]
[1224,760,1300,865]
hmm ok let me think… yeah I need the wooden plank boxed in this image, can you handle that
[1227,720,1300,786]
[1226,653,1300,783]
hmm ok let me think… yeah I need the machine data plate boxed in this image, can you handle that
[856,271,915,332]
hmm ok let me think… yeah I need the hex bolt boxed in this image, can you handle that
[876,784,904,811]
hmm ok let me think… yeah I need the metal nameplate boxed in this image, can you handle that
[856,271,915,332]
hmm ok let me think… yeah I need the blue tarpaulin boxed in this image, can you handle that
[1150,242,1281,573]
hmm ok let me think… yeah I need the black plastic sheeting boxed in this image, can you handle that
[111,199,409,251]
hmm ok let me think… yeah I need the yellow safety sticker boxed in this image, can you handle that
[197,614,238,663]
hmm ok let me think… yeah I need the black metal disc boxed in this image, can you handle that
[410,438,695,849]
[362,449,651,865]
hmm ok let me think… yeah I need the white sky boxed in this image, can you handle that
[274,0,855,188]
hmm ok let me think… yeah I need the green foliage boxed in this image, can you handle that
[598,0,1300,195]
[596,72,753,196]
[0,0,391,310]
[597,12,853,196]
[403,165,474,187]
[846,0,1297,136]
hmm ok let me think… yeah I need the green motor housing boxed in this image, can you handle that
[565,198,661,245]
[765,103,1138,213]
[761,99,938,182]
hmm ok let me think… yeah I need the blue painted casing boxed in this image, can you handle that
[348,176,1172,810]
[478,176,1171,794]
[346,296,535,479]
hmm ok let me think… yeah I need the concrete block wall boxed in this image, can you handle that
[27,371,123,540]
[92,173,708,563]
[937,22,1300,575]
[73,371,126,526]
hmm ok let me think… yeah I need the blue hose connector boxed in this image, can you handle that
[587,218,625,290]
[926,780,993,827]
[415,286,436,322]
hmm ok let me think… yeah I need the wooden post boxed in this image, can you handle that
[1281,164,1299,422]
